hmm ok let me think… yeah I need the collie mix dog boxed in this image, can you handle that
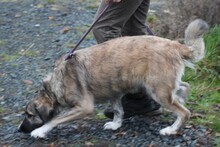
[18,19,208,138]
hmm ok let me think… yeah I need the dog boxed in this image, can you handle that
[18,19,208,138]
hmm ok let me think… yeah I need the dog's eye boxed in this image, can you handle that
[27,114,34,118]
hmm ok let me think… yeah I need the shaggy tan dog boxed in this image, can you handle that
[18,19,208,138]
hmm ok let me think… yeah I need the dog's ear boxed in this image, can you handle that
[35,102,54,122]
[41,79,54,99]
[26,101,38,116]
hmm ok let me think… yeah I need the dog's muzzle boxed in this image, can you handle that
[18,118,44,133]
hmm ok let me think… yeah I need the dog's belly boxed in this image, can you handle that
[89,80,145,103]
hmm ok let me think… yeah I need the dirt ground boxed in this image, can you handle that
[0,0,213,146]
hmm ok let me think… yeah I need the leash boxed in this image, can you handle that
[64,0,113,61]
[65,0,154,61]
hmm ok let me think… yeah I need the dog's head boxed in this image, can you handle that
[18,89,55,133]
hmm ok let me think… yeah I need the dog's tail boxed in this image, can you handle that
[184,19,209,63]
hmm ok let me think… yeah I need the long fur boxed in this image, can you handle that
[184,19,209,63]
[19,19,209,138]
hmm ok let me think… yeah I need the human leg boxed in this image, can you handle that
[92,0,145,43]
[122,0,150,36]
[104,88,161,119]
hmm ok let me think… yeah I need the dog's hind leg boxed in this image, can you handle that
[158,92,191,135]
[104,98,124,130]
[176,82,190,104]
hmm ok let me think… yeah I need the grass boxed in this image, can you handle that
[0,106,4,113]
[0,40,6,46]
[0,53,20,62]
[183,25,220,136]
[47,0,55,4]
[0,50,39,62]
[95,110,107,120]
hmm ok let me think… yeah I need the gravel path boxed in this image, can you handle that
[0,0,213,146]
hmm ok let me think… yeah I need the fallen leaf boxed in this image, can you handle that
[0,88,4,92]
[0,72,4,77]
[15,13,21,18]
[22,80,33,85]
[60,27,70,34]
[0,96,5,101]
[191,113,204,118]
[185,125,193,129]
[47,143,54,147]
[215,132,220,137]
[187,101,197,105]
[114,131,127,137]
[48,16,55,20]
[85,141,94,146]
[213,104,220,111]
[205,129,212,135]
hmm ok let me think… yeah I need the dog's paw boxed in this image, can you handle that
[31,128,47,138]
[104,121,121,130]
[159,126,177,135]
[31,124,52,138]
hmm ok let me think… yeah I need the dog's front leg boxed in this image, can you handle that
[104,98,124,130]
[31,100,94,138]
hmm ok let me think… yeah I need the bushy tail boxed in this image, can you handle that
[184,19,209,63]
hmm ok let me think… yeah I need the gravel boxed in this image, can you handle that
[0,0,213,146]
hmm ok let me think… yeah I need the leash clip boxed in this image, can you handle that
[64,53,74,61]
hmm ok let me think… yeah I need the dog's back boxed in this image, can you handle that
[60,19,208,101]
[72,36,183,98]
